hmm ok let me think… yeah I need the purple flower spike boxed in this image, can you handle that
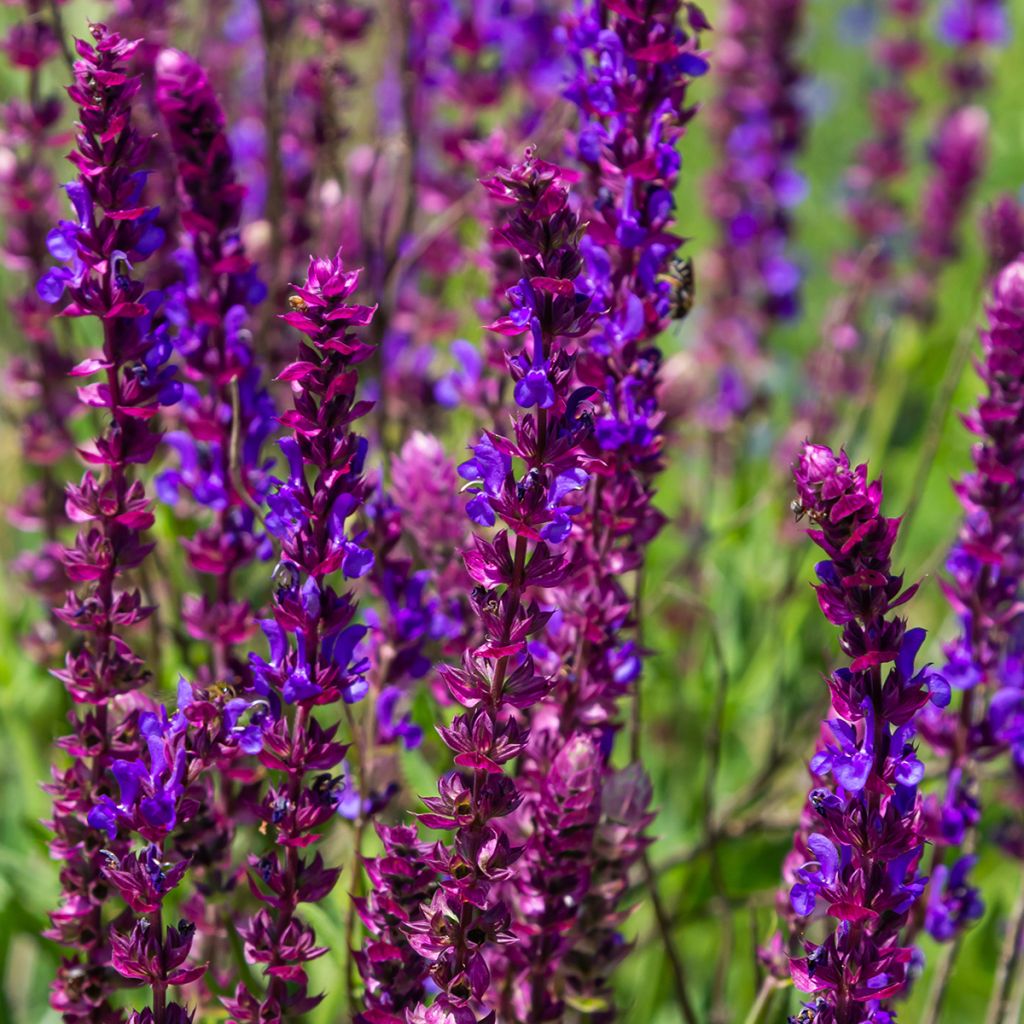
[702,0,807,420]
[224,252,375,1022]
[154,46,275,679]
[779,444,938,1021]
[40,24,190,1020]
[919,256,1024,944]
[480,3,713,1017]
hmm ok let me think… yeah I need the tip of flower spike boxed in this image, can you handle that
[154,47,204,91]
[995,259,1024,315]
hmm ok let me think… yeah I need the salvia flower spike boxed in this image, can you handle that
[153,46,274,680]
[223,252,376,1022]
[921,258,1024,942]
[39,22,182,1021]
[782,444,948,1024]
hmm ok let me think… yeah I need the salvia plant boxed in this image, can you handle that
[5,1,1024,1023]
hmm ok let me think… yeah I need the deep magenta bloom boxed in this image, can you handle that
[781,445,948,1023]
[224,253,376,1022]
[39,24,182,1022]
[354,153,598,1023]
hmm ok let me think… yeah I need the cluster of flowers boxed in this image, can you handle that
[919,257,1024,944]
[8,0,1024,1022]
[12,1,711,1022]
[781,444,949,1023]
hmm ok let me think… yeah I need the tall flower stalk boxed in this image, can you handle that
[354,151,599,1023]
[781,444,948,1023]
[703,0,805,421]
[905,0,1006,317]
[224,253,376,1022]
[496,2,710,1018]
[563,0,708,737]
[920,258,1024,945]
[153,46,274,682]
[39,24,180,1021]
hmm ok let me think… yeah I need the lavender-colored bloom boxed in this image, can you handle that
[780,445,946,1022]
[702,0,806,416]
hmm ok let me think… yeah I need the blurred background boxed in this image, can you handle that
[2,0,1024,1021]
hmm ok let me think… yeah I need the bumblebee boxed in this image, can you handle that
[204,681,241,701]
[657,257,695,321]
[288,294,308,311]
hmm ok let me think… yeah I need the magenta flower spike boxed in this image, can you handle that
[476,4,711,1016]
[780,444,949,1023]
[353,151,599,1023]
[918,259,1024,943]
[223,252,377,1022]
[38,22,182,1021]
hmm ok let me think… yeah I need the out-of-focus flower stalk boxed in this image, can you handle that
[702,0,806,424]
[905,0,1007,318]
[787,0,927,459]
[1,3,77,659]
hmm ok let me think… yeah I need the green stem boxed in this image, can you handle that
[743,977,783,1024]
[985,871,1024,1024]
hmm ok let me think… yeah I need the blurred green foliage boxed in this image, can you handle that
[3,0,1024,1022]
